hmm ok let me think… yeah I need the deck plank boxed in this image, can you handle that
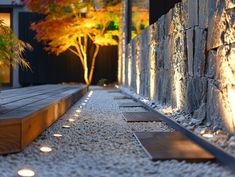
[0,84,87,154]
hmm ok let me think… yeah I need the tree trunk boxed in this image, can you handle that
[88,44,100,84]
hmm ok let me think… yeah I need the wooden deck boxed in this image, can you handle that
[0,84,88,154]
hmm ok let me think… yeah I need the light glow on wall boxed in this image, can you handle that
[128,44,132,87]
[136,38,141,94]
[173,69,184,110]
[122,37,126,84]
[149,25,156,100]
[220,46,235,132]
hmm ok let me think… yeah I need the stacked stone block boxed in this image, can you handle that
[119,0,235,132]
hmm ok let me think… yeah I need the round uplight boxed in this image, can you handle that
[68,118,75,122]
[62,125,71,128]
[84,100,88,102]
[17,169,35,177]
[53,133,62,137]
[40,146,52,153]
[202,133,214,138]
[81,103,86,106]
[76,109,81,113]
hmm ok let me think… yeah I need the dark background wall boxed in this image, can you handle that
[19,12,118,85]
[150,0,182,24]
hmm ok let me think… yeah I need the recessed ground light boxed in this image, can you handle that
[68,118,75,122]
[202,133,214,138]
[79,106,83,108]
[82,103,86,106]
[88,91,93,97]
[40,146,52,153]
[62,125,71,128]
[53,133,62,137]
[115,85,119,88]
[74,113,79,117]
[84,100,88,102]
[17,169,35,177]
[76,109,81,113]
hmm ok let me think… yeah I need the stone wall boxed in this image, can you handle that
[118,0,235,132]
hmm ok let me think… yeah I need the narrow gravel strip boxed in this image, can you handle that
[0,87,234,177]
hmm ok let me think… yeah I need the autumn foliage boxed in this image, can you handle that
[0,20,31,70]
[24,0,120,84]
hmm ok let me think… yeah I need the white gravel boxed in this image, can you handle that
[0,87,234,177]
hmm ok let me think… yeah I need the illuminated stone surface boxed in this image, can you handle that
[182,0,199,29]
[119,0,235,132]
[207,0,235,50]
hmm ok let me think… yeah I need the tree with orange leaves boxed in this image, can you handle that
[24,0,120,84]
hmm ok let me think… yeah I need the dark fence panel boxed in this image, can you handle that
[19,12,117,85]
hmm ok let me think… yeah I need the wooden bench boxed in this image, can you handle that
[0,84,88,154]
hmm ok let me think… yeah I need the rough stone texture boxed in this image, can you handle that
[156,40,164,70]
[119,0,129,85]
[163,35,173,70]
[125,45,129,86]
[135,37,141,94]
[164,8,173,36]
[155,69,173,106]
[194,27,207,76]
[186,28,194,76]
[149,24,157,99]
[131,39,137,91]
[172,31,187,109]
[206,50,217,79]
[199,0,208,29]
[139,28,150,97]
[207,81,224,129]
[171,3,184,33]
[185,76,207,114]
[192,103,207,123]
[207,1,235,50]
[119,0,235,132]
[225,0,235,9]
[157,15,165,42]
[215,44,235,83]
[182,0,199,29]
[127,43,132,87]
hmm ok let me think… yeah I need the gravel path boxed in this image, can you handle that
[0,87,234,177]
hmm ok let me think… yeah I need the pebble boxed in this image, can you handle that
[0,87,234,177]
[228,142,235,150]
